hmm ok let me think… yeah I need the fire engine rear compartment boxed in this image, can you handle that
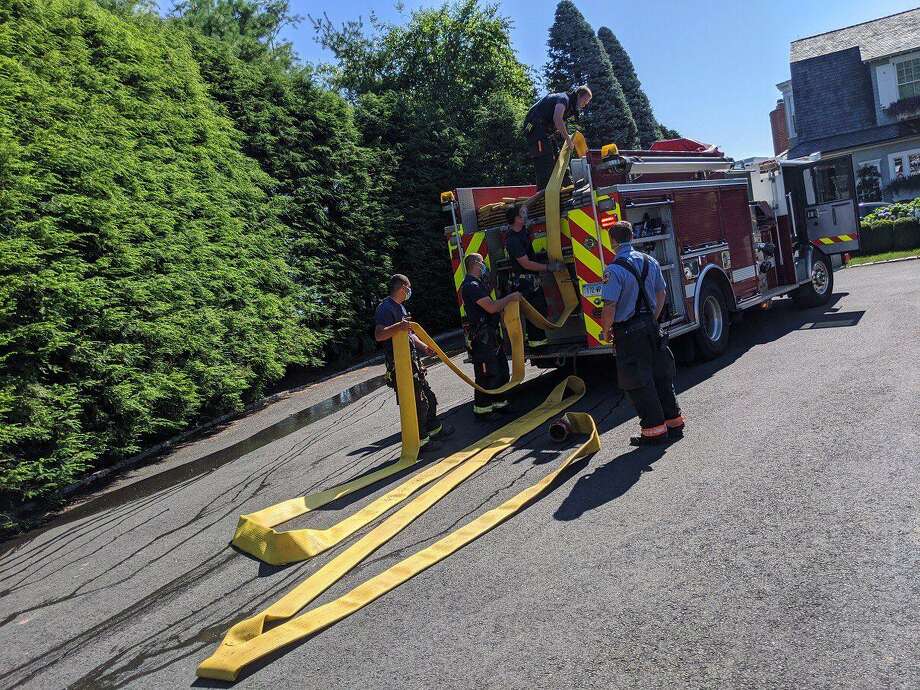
[445,147,817,366]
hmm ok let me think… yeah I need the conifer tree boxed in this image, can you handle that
[657,124,682,140]
[0,0,307,505]
[175,1,394,362]
[315,0,536,332]
[597,26,658,148]
[544,1,637,148]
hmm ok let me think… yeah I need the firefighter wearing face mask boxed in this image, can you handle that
[460,254,522,420]
[374,274,453,449]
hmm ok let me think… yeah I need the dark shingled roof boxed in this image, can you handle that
[790,8,920,63]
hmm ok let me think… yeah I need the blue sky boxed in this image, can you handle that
[160,1,919,159]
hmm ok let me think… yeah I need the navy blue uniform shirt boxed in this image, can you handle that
[461,274,496,332]
[525,92,574,133]
[506,229,540,274]
[374,296,412,358]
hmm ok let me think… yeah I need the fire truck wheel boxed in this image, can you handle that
[792,251,834,308]
[693,282,730,360]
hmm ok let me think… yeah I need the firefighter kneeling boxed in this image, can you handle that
[600,221,685,446]
[461,253,522,420]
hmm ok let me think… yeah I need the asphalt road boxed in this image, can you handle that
[1,262,918,689]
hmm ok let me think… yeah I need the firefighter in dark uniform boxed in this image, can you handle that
[523,85,592,190]
[600,221,685,446]
[374,274,453,448]
[460,253,521,419]
[505,205,564,347]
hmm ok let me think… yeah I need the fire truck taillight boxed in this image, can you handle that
[599,212,618,229]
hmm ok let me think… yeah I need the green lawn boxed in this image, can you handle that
[848,248,920,266]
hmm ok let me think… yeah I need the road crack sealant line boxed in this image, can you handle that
[198,139,602,682]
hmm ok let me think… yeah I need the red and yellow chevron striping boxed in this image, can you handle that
[448,227,492,317]
[566,205,616,348]
[815,234,857,246]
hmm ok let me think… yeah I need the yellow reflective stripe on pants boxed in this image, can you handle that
[197,142,600,681]
[197,394,598,681]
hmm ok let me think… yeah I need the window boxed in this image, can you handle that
[896,57,920,99]
[810,158,851,204]
[889,149,920,180]
[785,92,796,137]
[856,160,882,202]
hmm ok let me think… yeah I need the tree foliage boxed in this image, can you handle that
[315,0,536,332]
[0,0,308,503]
[597,26,658,148]
[173,1,395,361]
[544,1,637,148]
[170,0,300,65]
[657,123,682,140]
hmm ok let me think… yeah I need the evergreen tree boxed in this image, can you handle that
[597,26,658,148]
[174,1,395,361]
[657,124,682,140]
[0,0,308,504]
[315,0,536,333]
[544,1,637,148]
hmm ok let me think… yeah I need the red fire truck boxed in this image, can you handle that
[443,141,857,366]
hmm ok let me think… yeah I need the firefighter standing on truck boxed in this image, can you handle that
[460,254,521,419]
[505,205,564,348]
[523,85,592,190]
[374,274,453,448]
[600,221,685,446]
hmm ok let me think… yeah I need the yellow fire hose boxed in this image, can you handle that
[197,138,599,681]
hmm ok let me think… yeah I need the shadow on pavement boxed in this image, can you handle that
[550,292,860,520]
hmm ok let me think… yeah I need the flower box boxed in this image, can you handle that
[885,96,920,122]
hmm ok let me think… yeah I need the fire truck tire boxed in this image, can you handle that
[792,251,834,308]
[693,282,731,360]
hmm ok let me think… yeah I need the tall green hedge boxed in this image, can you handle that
[0,0,308,502]
[859,217,920,253]
[893,217,920,250]
[176,28,396,361]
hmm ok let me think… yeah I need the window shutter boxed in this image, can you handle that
[877,63,898,107]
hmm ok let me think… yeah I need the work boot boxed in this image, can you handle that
[629,433,669,447]
[491,400,513,414]
[473,403,493,420]
[429,422,454,438]
[665,415,685,441]
[629,424,670,447]
[419,439,442,453]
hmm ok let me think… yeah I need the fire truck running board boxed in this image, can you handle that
[735,285,797,310]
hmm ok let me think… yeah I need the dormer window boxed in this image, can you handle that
[896,57,920,99]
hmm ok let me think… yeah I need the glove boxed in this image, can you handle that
[546,260,565,273]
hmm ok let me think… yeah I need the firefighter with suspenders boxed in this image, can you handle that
[600,221,685,446]
[460,253,521,419]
